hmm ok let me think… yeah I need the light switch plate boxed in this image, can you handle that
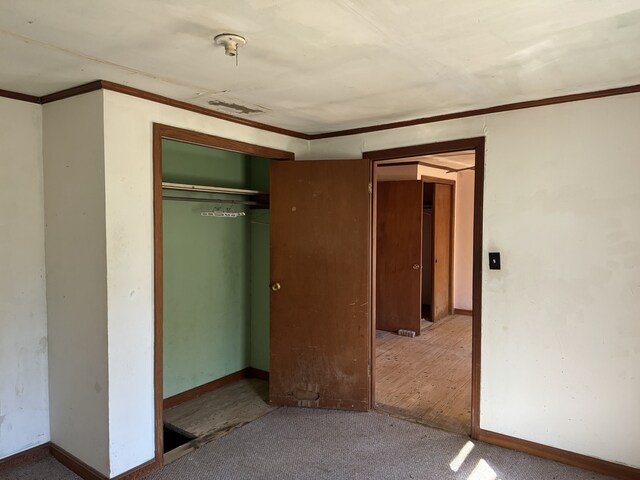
[489,252,501,270]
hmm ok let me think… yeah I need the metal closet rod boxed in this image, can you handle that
[162,196,258,206]
[162,182,263,196]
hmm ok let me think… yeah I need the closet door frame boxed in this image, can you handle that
[152,123,294,466]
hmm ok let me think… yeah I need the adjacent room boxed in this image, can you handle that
[374,152,476,435]
[0,2,639,480]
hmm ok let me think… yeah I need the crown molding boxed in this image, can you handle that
[309,83,640,139]
[3,81,640,141]
[0,88,40,104]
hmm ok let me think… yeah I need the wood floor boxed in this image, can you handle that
[375,314,472,435]
[163,378,274,462]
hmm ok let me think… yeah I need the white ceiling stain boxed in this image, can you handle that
[0,0,639,134]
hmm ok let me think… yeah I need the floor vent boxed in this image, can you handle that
[398,329,416,338]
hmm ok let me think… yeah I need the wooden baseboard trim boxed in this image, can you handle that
[0,442,51,472]
[478,429,639,480]
[50,444,106,480]
[453,308,473,316]
[248,367,270,381]
[111,458,160,480]
[50,444,160,480]
[163,367,271,410]
[163,369,250,409]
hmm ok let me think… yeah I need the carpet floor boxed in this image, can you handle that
[4,408,614,480]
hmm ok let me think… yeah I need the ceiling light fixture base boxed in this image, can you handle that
[214,33,247,56]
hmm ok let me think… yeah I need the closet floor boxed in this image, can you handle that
[375,314,472,435]
[163,378,274,461]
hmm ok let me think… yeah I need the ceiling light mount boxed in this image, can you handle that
[214,33,247,57]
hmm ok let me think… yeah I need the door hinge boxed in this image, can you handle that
[368,182,372,194]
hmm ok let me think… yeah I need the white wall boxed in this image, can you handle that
[0,98,50,458]
[43,91,111,475]
[309,93,640,468]
[102,90,309,477]
[376,164,419,181]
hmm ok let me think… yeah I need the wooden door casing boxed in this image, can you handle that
[269,159,371,411]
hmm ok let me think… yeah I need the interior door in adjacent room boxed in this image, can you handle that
[376,180,423,334]
[432,183,453,322]
[269,159,372,411]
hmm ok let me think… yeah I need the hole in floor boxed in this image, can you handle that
[163,425,195,453]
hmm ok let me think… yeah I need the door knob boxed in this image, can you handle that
[271,282,281,292]
[412,264,421,270]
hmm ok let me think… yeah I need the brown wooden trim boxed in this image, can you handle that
[368,136,484,439]
[370,161,377,409]
[248,367,270,381]
[163,369,251,409]
[365,138,485,162]
[470,138,484,440]
[40,80,103,104]
[38,80,310,139]
[154,123,295,160]
[152,123,165,466]
[111,458,159,480]
[13,80,640,140]
[313,83,640,139]
[449,182,456,316]
[0,88,41,104]
[0,443,51,472]
[102,81,310,139]
[454,308,473,316]
[478,429,640,480]
[34,80,640,140]
[50,444,106,480]
[0,442,159,479]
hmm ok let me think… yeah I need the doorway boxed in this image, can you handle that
[152,124,294,465]
[366,138,484,438]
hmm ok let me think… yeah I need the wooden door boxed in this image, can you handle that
[376,181,423,334]
[432,183,452,322]
[269,160,371,411]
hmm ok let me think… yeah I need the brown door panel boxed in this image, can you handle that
[432,183,452,322]
[270,160,371,411]
[376,180,423,334]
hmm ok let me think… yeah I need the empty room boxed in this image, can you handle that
[1,1,639,480]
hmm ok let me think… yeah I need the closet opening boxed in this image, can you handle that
[367,139,483,438]
[153,124,294,465]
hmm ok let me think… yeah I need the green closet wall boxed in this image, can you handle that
[162,140,270,399]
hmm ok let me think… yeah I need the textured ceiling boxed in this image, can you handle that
[1,0,639,134]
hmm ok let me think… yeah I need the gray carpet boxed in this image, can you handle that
[150,408,612,480]
[3,408,614,480]
[2,455,81,479]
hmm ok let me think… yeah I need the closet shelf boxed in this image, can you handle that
[162,182,265,196]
